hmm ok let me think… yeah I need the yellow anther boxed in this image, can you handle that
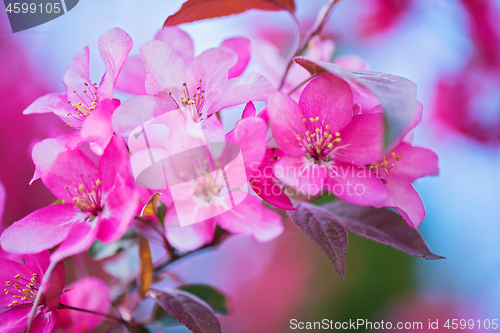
[385,169,388,173]
[315,128,320,133]
[326,125,330,130]
[5,291,9,295]
[391,152,396,157]
[6,281,11,286]
[14,283,19,289]
[14,274,21,279]
[11,301,18,304]
[302,119,306,122]
[315,117,319,121]
[334,138,342,143]
[328,143,333,149]
[324,131,329,136]
[95,179,101,186]
[396,156,402,161]
[79,184,85,192]
[335,132,341,137]
[306,131,310,136]
[391,164,395,167]
[328,135,333,139]
[310,118,315,122]
[311,133,316,138]
[382,156,386,160]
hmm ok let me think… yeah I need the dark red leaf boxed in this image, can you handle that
[149,288,222,333]
[324,201,445,260]
[164,0,296,27]
[288,202,348,280]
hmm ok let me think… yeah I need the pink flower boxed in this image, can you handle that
[111,27,273,139]
[115,27,252,96]
[0,250,65,333]
[267,73,389,206]
[267,73,438,228]
[0,136,139,264]
[56,277,111,333]
[128,106,283,252]
[23,28,133,155]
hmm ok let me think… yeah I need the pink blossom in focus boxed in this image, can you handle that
[267,73,438,228]
[23,28,133,155]
[267,73,389,206]
[0,136,139,264]
[0,250,65,333]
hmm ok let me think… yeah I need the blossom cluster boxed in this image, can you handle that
[0,1,441,332]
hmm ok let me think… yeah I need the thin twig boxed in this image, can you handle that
[278,0,341,90]
[58,303,125,323]
[287,75,318,95]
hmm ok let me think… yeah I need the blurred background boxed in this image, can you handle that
[1,0,499,331]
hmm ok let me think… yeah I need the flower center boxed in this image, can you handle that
[368,152,402,183]
[66,82,99,126]
[296,115,342,162]
[168,80,206,123]
[64,175,103,216]
[178,159,224,204]
[4,273,40,307]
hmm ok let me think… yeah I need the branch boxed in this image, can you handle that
[278,0,341,90]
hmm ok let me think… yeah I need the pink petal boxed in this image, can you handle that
[155,27,194,63]
[50,220,100,264]
[80,99,120,155]
[41,260,65,310]
[215,195,284,242]
[221,37,252,79]
[333,55,368,70]
[226,117,267,177]
[42,149,99,203]
[23,93,83,128]
[250,177,296,210]
[205,72,273,117]
[62,47,92,95]
[273,156,327,196]
[30,133,83,184]
[333,113,384,165]
[164,207,215,252]
[114,56,147,95]
[377,176,426,229]
[58,277,110,333]
[390,142,439,182]
[266,91,306,157]
[325,162,389,206]
[140,40,197,97]
[201,115,226,144]
[23,251,50,277]
[97,28,134,99]
[249,148,296,210]
[29,309,57,333]
[0,204,79,255]
[112,95,176,136]
[298,73,353,133]
[0,181,5,226]
[96,192,139,243]
[241,101,256,118]
[0,259,37,308]
[0,305,31,332]
[190,47,237,93]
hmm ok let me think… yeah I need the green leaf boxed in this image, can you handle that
[310,192,337,206]
[178,284,229,315]
[51,199,65,205]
